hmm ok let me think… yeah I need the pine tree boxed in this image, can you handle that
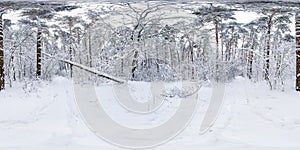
[296,12,300,91]
[244,21,259,79]
[193,5,236,81]
[0,12,4,90]
[36,26,42,78]
[21,9,54,79]
[258,8,292,82]
[22,4,78,79]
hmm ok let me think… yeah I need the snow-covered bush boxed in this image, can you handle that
[133,58,177,82]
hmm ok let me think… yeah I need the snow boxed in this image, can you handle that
[0,76,300,150]
[234,11,258,24]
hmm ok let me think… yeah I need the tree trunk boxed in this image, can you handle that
[0,13,5,90]
[221,37,224,61]
[229,27,234,61]
[131,50,138,79]
[214,19,220,82]
[121,58,124,75]
[215,19,219,60]
[190,41,195,79]
[69,26,73,78]
[36,27,42,78]
[156,45,160,74]
[265,13,275,81]
[88,29,92,67]
[131,26,143,79]
[247,49,254,79]
[247,30,255,79]
[169,44,173,67]
[296,13,300,91]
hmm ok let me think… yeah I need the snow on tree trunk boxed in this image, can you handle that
[247,50,254,79]
[0,13,4,90]
[247,30,255,79]
[296,12,300,91]
[131,50,139,79]
[265,13,275,81]
[215,19,219,60]
[36,27,42,78]
[68,21,73,78]
[190,41,195,79]
[88,28,92,68]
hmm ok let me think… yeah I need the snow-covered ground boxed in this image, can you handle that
[0,77,300,150]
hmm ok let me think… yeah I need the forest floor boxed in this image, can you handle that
[0,76,300,150]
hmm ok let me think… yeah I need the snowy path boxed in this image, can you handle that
[0,77,300,150]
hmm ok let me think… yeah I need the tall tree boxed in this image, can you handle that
[0,12,4,90]
[244,21,258,79]
[259,8,292,81]
[21,9,54,79]
[61,16,82,78]
[120,3,163,79]
[22,4,79,78]
[193,5,235,81]
[36,26,42,77]
[193,5,235,60]
[296,12,300,91]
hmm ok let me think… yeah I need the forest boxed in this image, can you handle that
[0,1,299,91]
[1,1,300,149]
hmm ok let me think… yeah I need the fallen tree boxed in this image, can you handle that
[62,60,126,84]
[42,52,126,84]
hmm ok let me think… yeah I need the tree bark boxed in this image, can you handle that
[0,13,5,90]
[131,25,142,79]
[247,30,255,79]
[190,40,195,79]
[131,50,138,79]
[88,29,92,67]
[247,49,254,79]
[265,13,275,81]
[69,25,73,78]
[215,19,219,60]
[296,13,300,91]
[36,27,42,78]
[214,19,220,82]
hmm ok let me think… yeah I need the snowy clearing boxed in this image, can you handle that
[0,76,300,150]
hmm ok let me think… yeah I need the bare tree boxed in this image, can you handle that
[119,3,164,79]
